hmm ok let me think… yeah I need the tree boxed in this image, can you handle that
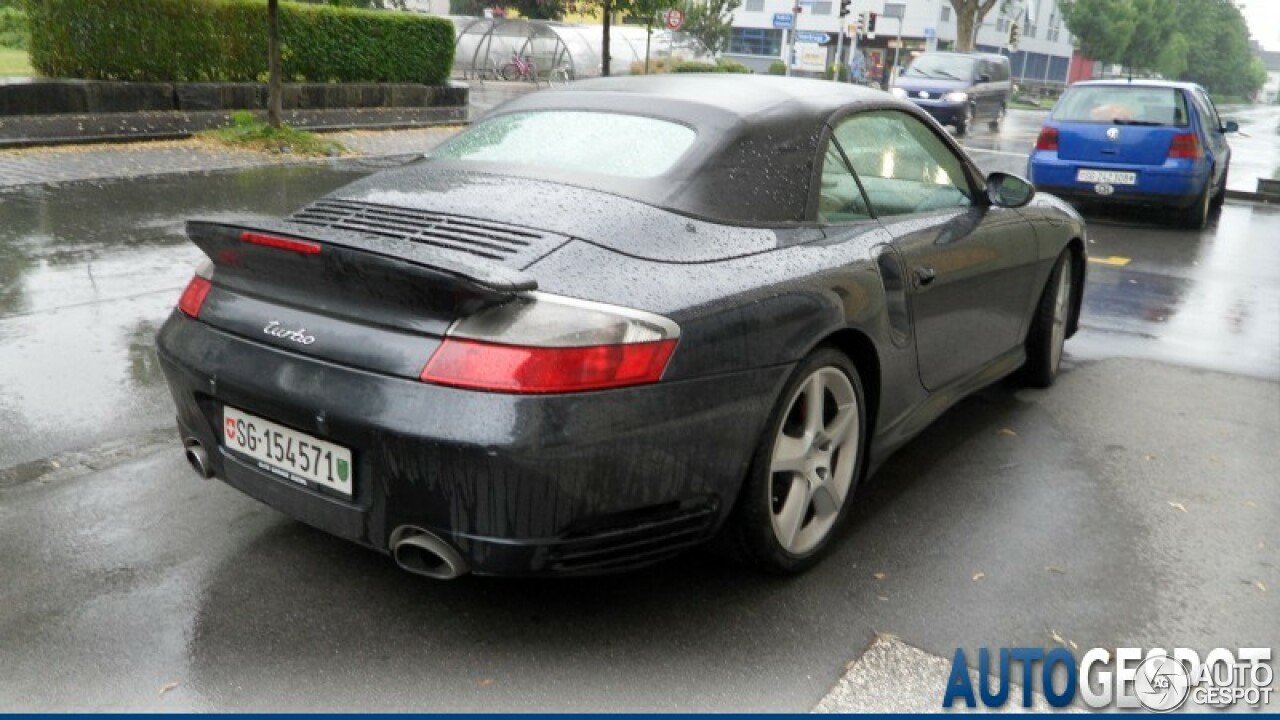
[505,0,574,19]
[683,0,741,55]
[602,0,613,75]
[630,0,679,71]
[268,0,282,128]
[948,0,999,52]
[1058,0,1137,66]
[1060,0,1264,97]
[1178,0,1265,97]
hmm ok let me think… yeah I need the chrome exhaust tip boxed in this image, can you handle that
[390,526,470,580]
[183,438,214,479]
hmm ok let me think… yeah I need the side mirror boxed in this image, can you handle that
[1223,120,1240,133]
[986,172,1035,208]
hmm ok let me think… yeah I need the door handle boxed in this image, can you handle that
[913,266,937,288]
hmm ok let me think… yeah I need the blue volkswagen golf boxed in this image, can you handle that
[1027,79,1237,229]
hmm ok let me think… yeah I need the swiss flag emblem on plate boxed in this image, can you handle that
[225,417,236,440]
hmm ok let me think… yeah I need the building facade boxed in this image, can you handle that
[724,0,1076,88]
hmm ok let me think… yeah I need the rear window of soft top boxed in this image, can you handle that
[1053,86,1190,127]
[430,111,697,178]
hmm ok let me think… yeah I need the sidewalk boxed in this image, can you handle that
[0,128,459,188]
[0,81,535,189]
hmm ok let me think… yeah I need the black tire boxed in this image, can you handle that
[1178,178,1212,230]
[728,348,867,574]
[1022,250,1074,388]
[1211,163,1229,209]
[499,63,520,82]
[989,104,1005,132]
[955,104,975,137]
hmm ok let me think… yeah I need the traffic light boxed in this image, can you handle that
[867,11,877,32]
[855,11,866,34]
[839,0,851,18]
[1008,22,1020,46]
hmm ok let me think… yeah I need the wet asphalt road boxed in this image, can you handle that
[0,125,1277,711]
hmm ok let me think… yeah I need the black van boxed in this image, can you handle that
[891,52,1012,136]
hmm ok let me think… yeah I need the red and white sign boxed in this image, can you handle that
[664,8,684,30]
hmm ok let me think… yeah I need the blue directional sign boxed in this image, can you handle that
[794,31,831,44]
[772,12,795,29]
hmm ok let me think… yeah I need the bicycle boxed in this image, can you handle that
[550,62,574,85]
[500,53,538,83]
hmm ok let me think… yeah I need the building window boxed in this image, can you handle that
[940,5,951,22]
[1026,22,1037,38]
[996,17,1009,32]
[745,0,764,11]
[1048,26,1060,42]
[812,1,832,14]
[729,27,784,56]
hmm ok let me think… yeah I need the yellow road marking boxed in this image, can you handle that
[1088,256,1132,266]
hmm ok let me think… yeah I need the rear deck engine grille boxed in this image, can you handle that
[289,199,553,263]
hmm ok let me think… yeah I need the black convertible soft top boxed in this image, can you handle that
[427,74,924,225]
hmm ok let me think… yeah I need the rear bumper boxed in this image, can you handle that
[157,312,788,576]
[1028,153,1208,207]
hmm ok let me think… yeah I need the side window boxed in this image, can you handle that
[1194,89,1221,131]
[817,141,872,223]
[832,111,973,217]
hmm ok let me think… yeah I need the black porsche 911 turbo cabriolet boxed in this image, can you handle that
[157,74,1086,579]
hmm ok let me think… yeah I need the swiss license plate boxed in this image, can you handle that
[223,406,353,497]
[1077,169,1137,185]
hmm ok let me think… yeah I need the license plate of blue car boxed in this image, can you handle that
[1076,169,1137,185]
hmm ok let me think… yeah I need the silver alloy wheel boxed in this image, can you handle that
[1049,258,1072,374]
[767,367,861,555]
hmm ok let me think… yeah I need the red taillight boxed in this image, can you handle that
[1035,127,1059,152]
[1167,132,1202,160]
[239,231,321,255]
[178,276,212,318]
[420,338,678,394]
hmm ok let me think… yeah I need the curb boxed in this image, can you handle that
[0,118,472,150]
[1225,188,1279,204]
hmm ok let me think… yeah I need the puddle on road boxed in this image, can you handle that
[0,164,375,470]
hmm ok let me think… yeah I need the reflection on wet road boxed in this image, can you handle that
[1070,202,1280,380]
[0,166,373,468]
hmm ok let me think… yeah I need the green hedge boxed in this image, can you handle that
[0,7,26,50]
[671,58,751,74]
[23,0,454,83]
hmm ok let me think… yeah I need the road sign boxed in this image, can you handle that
[773,12,795,29]
[792,43,827,72]
[795,31,831,44]
[663,8,684,30]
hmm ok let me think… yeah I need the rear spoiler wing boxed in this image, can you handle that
[187,218,538,297]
